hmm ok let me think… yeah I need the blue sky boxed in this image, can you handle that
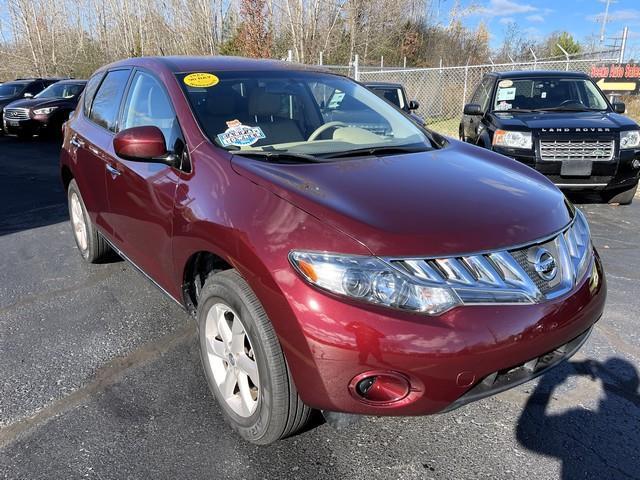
[435,0,640,60]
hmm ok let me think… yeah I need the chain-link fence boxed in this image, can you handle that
[357,58,618,137]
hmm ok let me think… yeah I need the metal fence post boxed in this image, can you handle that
[619,26,628,63]
[319,51,323,66]
[287,50,293,62]
[380,56,384,70]
[354,54,360,81]
[556,44,570,71]
[462,63,469,112]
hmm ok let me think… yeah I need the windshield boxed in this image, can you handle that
[35,83,85,99]
[178,70,431,158]
[0,83,26,98]
[493,77,609,112]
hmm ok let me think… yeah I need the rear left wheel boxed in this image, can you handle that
[67,179,112,262]
[197,270,312,444]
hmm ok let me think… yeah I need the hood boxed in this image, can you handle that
[491,110,638,131]
[4,97,72,110]
[231,140,572,257]
[0,97,20,109]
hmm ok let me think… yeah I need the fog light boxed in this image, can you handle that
[350,371,410,405]
[632,159,640,170]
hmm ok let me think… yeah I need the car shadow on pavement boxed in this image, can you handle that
[516,358,640,479]
[0,135,68,236]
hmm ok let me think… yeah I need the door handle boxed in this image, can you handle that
[70,136,84,148]
[106,164,122,176]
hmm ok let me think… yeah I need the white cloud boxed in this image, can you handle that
[526,14,545,23]
[499,17,516,24]
[476,0,538,17]
[587,9,640,24]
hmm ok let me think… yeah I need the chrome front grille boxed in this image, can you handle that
[539,139,614,162]
[389,210,592,305]
[3,108,30,120]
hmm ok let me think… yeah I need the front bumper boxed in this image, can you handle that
[2,117,48,136]
[493,145,640,191]
[284,252,606,416]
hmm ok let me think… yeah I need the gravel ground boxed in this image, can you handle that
[0,135,638,480]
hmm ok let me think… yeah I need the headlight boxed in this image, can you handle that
[493,129,532,149]
[289,251,460,315]
[33,106,57,115]
[620,130,640,149]
[571,208,593,282]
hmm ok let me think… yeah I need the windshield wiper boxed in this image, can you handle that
[322,145,428,159]
[231,150,322,164]
[536,106,602,112]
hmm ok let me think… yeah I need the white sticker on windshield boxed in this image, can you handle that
[498,80,513,88]
[541,92,547,99]
[495,101,512,111]
[496,87,516,101]
[217,120,266,147]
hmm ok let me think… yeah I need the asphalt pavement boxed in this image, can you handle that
[0,135,639,480]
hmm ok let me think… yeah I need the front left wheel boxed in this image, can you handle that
[197,270,312,444]
[603,182,638,205]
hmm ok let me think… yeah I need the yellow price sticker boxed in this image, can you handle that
[184,73,219,88]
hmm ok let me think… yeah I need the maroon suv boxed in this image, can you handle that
[60,57,606,444]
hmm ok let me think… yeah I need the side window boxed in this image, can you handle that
[121,71,180,151]
[480,78,494,111]
[89,69,131,132]
[82,73,104,115]
[471,77,493,112]
[25,82,44,95]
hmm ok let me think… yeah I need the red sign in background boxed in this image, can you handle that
[590,64,640,94]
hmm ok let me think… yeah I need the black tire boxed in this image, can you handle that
[459,124,465,142]
[197,269,311,444]
[67,179,112,262]
[604,183,638,205]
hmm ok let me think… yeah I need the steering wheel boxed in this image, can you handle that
[558,99,582,107]
[308,121,349,141]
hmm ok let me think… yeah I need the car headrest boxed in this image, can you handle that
[248,90,282,117]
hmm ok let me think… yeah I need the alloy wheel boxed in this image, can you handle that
[204,303,260,417]
[70,192,88,251]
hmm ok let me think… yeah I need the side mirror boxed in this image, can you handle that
[113,126,177,166]
[613,102,626,114]
[24,92,33,98]
[463,103,482,116]
[408,100,420,111]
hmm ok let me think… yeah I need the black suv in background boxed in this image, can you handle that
[364,81,424,126]
[0,78,60,133]
[3,79,86,139]
[460,71,640,204]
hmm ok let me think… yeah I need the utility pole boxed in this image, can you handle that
[600,0,614,43]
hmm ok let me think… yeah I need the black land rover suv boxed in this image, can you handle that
[460,71,640,204]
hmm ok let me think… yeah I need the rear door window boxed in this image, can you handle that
[88,69,131,132]
[371,88,405,110]
[82,74,104,114]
